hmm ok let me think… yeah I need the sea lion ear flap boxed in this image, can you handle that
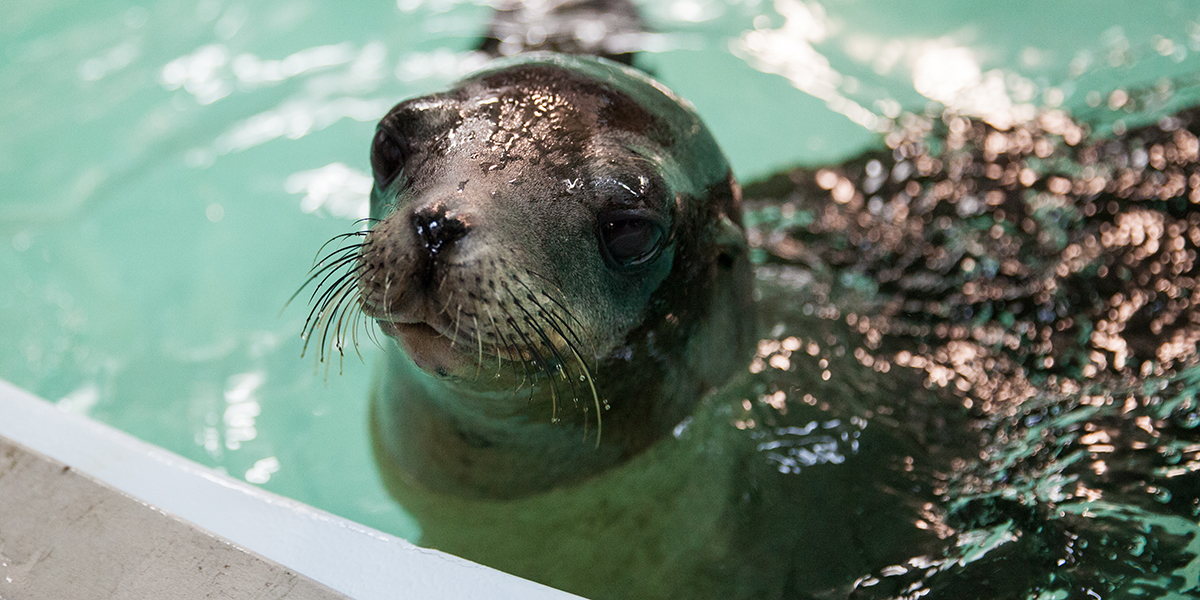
[712,173,748,269]
[714,213,746,248]
[713,213,746,271]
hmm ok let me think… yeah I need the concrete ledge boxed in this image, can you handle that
[0,379,581,600]
[0,437,351,599]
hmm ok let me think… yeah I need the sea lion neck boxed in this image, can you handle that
[372,342,684,498]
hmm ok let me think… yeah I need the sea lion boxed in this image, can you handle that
[336,51,762,598]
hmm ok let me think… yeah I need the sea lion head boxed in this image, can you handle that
[354,53,753,490]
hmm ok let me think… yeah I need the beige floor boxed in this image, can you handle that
[0,436,350,600]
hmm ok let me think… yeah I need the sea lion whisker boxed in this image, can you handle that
[533,345,560,421]
[307,258,364,309]
[350,217,381,230]
[561,331,602,447]
[473,314,484,381]
[311,232,367,265]
[306,247,366,289]
[495,304,533,391]
[335,290,367,365]
[436,278,459,314]
[509,275,591,357]
[358,281,387,350]
[523,313,578,404]
[484,306,509,378]
[302,265,366,344]
[436,266,455,294]
[282,250,362,317]
[348,300,367,361]
[320,274,362,354]
[294,252,363,310]
[450,302,463,348]
[341,286,382,353]
[510,276,596,370]
[298,247,360,292]
[509,282,582,379]
[313,247,363,274]
[543,294,595,364]
[325,284,367,376]
[517,292,584,409]
[498,303,544,399]
[504,283,570,420]
[533,310,598,444]
[515,266,564,294]
[300,268,361,358]
[383,272,394,322]
[313,242,366,271]
[317,281,359,368]
[551,297,598,365]
[497,325,531,390]
[363,308,385,350]
[306,282,350,370]
[518,268,598,356]
[316,235,367,257]
[528,296,598,434]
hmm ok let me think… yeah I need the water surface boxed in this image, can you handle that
[4,0,1200,593]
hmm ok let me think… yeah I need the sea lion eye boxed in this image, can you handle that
[599,216,664,268]
[370,128,407,189]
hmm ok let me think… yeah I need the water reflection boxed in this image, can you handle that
[155,37,398,167]
[285,162,372,220]
[222,370,263,451]
[161,44,236,104]
[736,0,881,130]
[244,455,281,483]
[78,40,141,82]
[741,77,1200,594]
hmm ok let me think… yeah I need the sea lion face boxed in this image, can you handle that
[358,54,752,435]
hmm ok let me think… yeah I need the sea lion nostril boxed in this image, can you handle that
[412,206,469,255]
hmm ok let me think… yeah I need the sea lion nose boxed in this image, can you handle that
[412,205,469,255]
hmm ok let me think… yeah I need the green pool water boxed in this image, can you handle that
[4,0,1200,584]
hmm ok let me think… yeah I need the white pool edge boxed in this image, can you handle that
[0,378,580,600]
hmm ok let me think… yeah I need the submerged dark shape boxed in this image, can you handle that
[476,0,648,66]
